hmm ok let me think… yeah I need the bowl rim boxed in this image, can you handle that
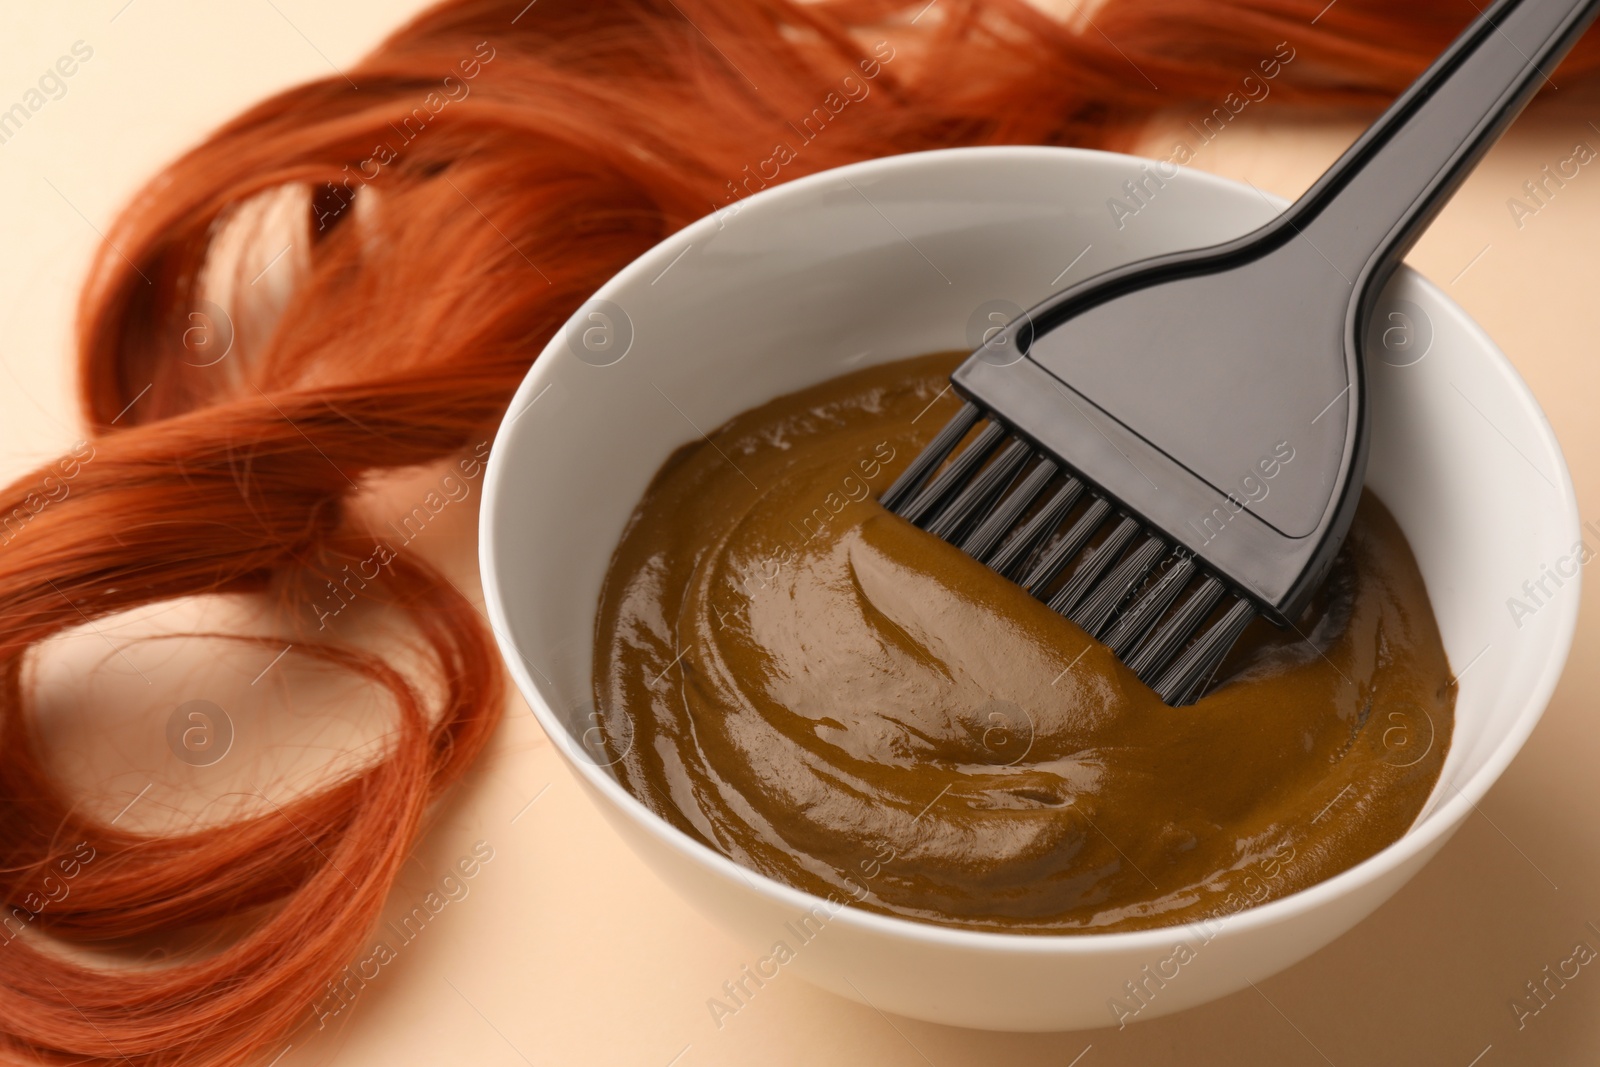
[479,143,1582,955]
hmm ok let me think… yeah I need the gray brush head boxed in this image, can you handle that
[881,0,1600,702]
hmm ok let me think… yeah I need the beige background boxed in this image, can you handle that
[5,2,1600,1064]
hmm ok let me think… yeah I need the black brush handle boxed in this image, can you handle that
[947,0,1600,631]
[1293,0,1600,287]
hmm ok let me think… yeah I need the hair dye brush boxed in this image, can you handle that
[881,0,1599,704]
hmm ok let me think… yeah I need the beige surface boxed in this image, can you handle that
[6,2,1600,1065]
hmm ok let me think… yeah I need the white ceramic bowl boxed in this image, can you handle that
[480,147,1580,1031]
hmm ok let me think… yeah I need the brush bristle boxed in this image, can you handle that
[883,406,1258,705]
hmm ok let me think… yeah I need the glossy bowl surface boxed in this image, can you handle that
[480,147,1580,1031]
